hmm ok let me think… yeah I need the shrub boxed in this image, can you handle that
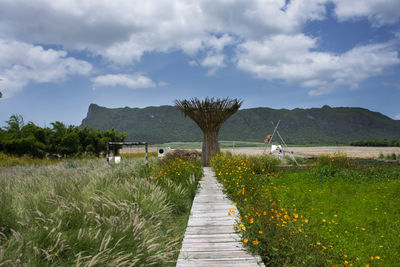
[161,149,201,164]
[386,153,397,160]
[316,152,355,169]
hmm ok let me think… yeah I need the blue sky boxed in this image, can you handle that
[0,0,400,127]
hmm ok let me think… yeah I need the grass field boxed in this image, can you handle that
[0,155,202,266]
[211,153,400,266]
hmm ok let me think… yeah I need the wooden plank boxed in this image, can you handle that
[184,228,235,235]
[180,246,246,252]
[176,259,261,267]
[176,167,264,267]
[179,250,256,259]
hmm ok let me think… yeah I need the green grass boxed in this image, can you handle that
[211,153,400,266]
[0,156,202,266]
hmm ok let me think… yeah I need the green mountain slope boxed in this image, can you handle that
[81,104,400,144]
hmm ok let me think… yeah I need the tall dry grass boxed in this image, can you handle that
[0,157,202,266]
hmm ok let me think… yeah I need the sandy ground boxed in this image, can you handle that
[120,145,400,159]
[120,146,158,154]
[224,146,400,158]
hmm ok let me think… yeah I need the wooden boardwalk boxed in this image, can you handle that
[176,167,264,267]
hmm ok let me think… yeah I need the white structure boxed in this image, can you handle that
[263,120,298,165]
[157,147,171,157]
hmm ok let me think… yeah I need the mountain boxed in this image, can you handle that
[81,104,400,144]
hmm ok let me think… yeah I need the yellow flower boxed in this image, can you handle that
[361,227,366,231]
[374,256,380,260]
[243,238,248,243]
[259,230,263,234]
[233,202,237,206]
[242,226,246,231]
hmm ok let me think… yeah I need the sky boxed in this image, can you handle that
[0,0,400,127]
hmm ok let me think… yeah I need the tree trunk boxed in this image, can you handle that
[202,128,220,166]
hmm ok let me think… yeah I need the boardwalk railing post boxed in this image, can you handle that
[106,141,110,164]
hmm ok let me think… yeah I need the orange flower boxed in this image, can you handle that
[252,240,259,245]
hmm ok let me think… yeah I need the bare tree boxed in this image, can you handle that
[175,97,242,166]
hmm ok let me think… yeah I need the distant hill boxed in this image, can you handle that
[81,104,400,144]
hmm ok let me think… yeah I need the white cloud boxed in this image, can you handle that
[91,73,156,89]
[0,40,92,97]
[203,34,236,52]
[236,35,400,95]
[308,86,333,96]
[0,0,399,96]
[200,53,226,75]
[0,0,327,65]
[395,114,400,120]
[332,0,400,26]
[157,81,169,87]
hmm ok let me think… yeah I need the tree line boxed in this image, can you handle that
[0,115,127,158]
[350,139,400,147]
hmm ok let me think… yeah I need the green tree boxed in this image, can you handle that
[5,114,24,136]
[59,131,81,156]
[0,115,127,158]
[175,97,242,166]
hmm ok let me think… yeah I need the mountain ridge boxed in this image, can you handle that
[81,104,400,144]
